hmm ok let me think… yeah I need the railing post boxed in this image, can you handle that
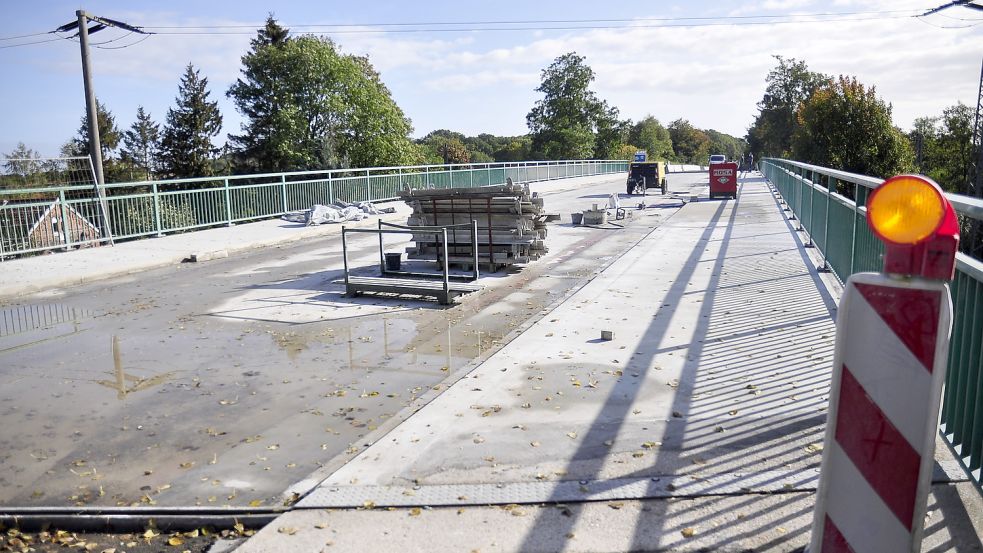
[58,190,72,250]
[546,163,550,181]
[152,182,163,237]
[328,173,334,204]
[470,166,474,188]
[224,178,233,226]
[819,175,832,271]
[366,169,372,202]
[281,174,288,214]
[849,182,858,276]
[806,173,815,246]
[442,228,450,301]
[426,166,432,188]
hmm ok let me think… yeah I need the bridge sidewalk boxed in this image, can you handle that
[0,206,411,302]
[232,177,982,552]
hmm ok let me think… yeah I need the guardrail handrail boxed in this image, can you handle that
[760,157,983,497]
[0,159,628,259]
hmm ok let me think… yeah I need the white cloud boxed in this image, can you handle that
[3,2,981,152]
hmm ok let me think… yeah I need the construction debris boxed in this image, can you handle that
[281,201,396,226]
[399,182,549,270]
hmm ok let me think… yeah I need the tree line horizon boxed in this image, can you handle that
[2,17,975,197]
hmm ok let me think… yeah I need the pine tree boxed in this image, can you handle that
[227,16,292,172]
[159,64,223,178]
[120,106,160,180]
[65,99,121,161]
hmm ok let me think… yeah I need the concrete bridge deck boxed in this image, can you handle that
[0,172,979,551]
[233,176,980,552]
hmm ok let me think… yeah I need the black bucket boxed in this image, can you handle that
[385,252,402,271]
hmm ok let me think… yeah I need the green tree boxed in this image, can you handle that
[226,16,293,172]
[527,52,613,159]
[593,105,631,159]
[119,106,160,181]
[159,64,224,179]
[463,133,506,161]
[228,29,417,171]
[3,142,40,176]
[747,56,826,159]
[668,119,711,164]
[706,129,746,161]
[64,99,121,162]
[911,103,974,194]
[493,137,532,162]
[421,133,471,164]
[792,76,913,179]
[629,116,673,160]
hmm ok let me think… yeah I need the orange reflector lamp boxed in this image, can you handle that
[866,175,959,280]
[868,175,945,244]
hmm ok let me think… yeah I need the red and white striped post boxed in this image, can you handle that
[809,175,960,553]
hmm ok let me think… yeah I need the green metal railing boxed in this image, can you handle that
[761,158,983,493]
[0,159,628,259]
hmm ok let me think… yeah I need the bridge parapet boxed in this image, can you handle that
[761,158,983,497]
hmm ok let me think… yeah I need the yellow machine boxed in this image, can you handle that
[626,160,667,195]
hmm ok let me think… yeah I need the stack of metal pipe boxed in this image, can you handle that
[399,182,548,270]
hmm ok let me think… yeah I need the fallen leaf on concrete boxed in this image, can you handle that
[409,508,422,517]
[530,441,541,447]
[277,527,298,535]
[566,432,577,439]
[681,527,696,538]
[249,499,263,507]
[167,536,184,546]
[641,441,660,449]
[805,443,823,454]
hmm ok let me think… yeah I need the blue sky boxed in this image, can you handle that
[1,0,981,157]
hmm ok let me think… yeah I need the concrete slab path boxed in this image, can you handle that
[233,176,982,552]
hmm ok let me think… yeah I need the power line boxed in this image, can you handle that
[915,16,983,28]
[148,14,921,36]
[0,30,53,41]
[0,7,961,50]
[138,9,921,30]
[0,36,61,49]
[94,34,152,50]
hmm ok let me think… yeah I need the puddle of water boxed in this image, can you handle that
[0,300,487,507]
